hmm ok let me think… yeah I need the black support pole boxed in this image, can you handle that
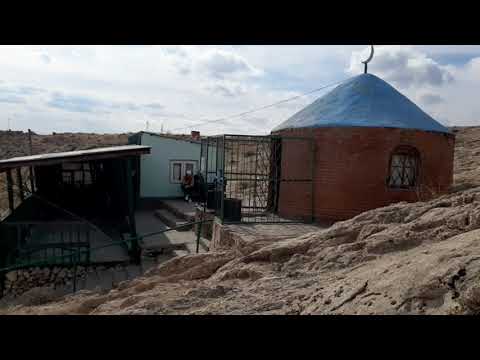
[310,138,316,223]
[16,168,24,201]
[126,157,140,264]
[28,129,35,193]
[6,170,14,212]
[0,272,4,298]
[195,214,202,254]
[220,136,226,224]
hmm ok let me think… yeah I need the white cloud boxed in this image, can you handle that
[39,52,52,64]
[418,93,445,105]
[348,45,453,88]
[196,49,262,79]
[1,45,480,136]
[207,82,248,98]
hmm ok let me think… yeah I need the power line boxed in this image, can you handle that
[170,78,348,132]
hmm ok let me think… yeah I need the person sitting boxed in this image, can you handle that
[181,170,194,201]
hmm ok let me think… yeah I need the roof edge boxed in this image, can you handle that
[272,124,454,136]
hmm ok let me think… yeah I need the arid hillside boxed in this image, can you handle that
[2,127,480,315]
[0,130,130,159]
[451,126,480,190]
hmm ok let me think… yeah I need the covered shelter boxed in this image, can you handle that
[0,145,151,275]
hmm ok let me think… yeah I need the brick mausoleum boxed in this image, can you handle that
[272,73,455,223]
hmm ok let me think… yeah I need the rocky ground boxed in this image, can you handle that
[1,127,480,315]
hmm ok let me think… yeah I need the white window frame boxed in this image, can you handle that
[170,160,197,184]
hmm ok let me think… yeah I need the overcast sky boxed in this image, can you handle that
[1,45,480,135]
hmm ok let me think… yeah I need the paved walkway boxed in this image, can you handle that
[135,210,209,255]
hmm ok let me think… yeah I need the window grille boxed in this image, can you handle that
[388,147,419,189]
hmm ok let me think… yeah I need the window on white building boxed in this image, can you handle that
[170,160,197,184]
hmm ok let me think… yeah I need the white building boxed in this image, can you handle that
[129,131,201,199]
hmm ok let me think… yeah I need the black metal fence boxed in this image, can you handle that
[200,134,315,224]
[3,222,92,267]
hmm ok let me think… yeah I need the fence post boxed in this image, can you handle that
[27,129,35,194]
[72,237,79,294]
[310,137,316,223]
[0,270,5,298]
[126,157,140,264]
[196,215,202,254]
[220,136,226,224]
[16,168,24,201]
[6,170,14,212]
[72,258,77,293]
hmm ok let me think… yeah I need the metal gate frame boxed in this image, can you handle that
[199,134,315,224]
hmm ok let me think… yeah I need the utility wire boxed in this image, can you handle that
[170,78,348,132]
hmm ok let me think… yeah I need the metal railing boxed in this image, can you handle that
[0,217,213,297]
[14,242,90,266]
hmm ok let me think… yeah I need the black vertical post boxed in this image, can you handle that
[220,136,226,224]
[310,137,316,223]
[6,170,14,212]
[16,168,24,201]
[0,272,4,298]
[126,157,140,264]
[273,137,281,214]
[196,214,202,254]
[28,129,35,193]
[253,141,259,214]
[204,138,209,203]
[0,228,5,297]
[27,129,33,154]
[203,139,209,252]
[28,167,35,194]
[0,269,4,298]
[200,138,205,203]
[73,253,78,293]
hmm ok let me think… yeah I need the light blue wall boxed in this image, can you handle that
[139,133,201,198]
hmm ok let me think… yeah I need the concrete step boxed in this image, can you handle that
[154,209,192,231]
[158,200,196,222]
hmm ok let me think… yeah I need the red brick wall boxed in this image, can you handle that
[274,127,455,222]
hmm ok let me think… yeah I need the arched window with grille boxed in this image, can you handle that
[387,146,420,189]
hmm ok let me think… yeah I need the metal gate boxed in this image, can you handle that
[199,134,315,224]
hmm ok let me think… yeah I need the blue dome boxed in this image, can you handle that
[272,74,450,134]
